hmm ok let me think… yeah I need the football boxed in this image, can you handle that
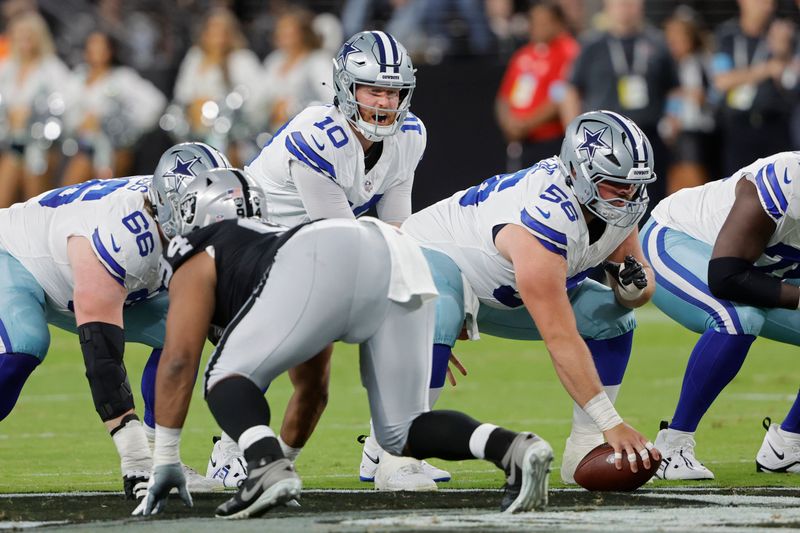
[573,443,660,491]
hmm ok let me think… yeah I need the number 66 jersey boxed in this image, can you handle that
[402,157,644,309]
[0,177,163,313]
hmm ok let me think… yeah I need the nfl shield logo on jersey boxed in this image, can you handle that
[364,180,373,193]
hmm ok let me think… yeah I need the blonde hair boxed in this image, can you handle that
[198,7,248,54]
[9,11,55,60]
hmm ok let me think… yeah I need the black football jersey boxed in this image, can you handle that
[160,218,307,330]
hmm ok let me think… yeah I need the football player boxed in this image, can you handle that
[239,30,449,489]
[0,142,229,498]
[641,151,800,479]
[398,110,661,483]
[134,168,554,518]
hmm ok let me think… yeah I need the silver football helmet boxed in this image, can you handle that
[560,110,656,228]
[170,168,266,237]
[150,142,231,238]
[333,31,416,141]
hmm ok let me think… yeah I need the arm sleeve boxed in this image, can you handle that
[290,160,355,220]
[376,175,413,224]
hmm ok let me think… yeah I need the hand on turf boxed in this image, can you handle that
[446,352,468,386]
[132,463,193,516]
[603,255,647,289]
[603,422,661,473]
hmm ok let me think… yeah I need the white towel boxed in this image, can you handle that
[460,272,481,340]
[359,217,439,304]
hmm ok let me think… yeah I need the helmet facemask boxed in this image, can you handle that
[575,165,654,228]
[333,31,416,142]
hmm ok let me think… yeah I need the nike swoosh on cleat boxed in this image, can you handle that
[363,452,380,465]
[239,465,271,501]
[768,441,785,460]
[210,457,218,468]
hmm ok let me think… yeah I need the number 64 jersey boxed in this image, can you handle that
[0,177,163,313]
[402,157,643,309]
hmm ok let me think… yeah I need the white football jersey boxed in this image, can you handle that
[0,176,163,313]
[245,105,426,227]
[652,151,800,278]
[403,157,641,309]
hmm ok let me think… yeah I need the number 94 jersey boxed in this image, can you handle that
[402,157,642,309]
[245,105,426,227]
[0,176,163,313]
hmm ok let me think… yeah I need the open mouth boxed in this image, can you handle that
[370,111,392,125]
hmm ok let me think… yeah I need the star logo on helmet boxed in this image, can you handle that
[339,41,361,65]
[577,126,610,163]
[169,155,201,177]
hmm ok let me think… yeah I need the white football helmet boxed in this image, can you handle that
[560,110,656,228]
[149,142,231,238]
[333,31,415,141]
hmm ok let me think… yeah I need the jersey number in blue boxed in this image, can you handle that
[313,117,348,148]
[539,184,578,221]
[122,211,155,257]
[38,179,128,208]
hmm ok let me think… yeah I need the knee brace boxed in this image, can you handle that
[78,322,134,421]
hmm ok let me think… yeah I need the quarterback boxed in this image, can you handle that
[642,151,800,480]
[401,110,662,482]
[239,30,449,489]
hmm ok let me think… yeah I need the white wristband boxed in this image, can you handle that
[583,391,623,432]
[607,271,645,302]
[153,424,182,467]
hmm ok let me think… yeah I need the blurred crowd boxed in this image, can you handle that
[1,0,800,209]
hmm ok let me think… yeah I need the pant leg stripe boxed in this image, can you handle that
[642,221,742,334]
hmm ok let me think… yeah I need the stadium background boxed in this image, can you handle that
[2,0,800,209]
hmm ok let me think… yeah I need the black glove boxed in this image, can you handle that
[603,255,647,290]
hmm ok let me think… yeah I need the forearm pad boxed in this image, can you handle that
[78,322,134,421]
[708,257,782,308]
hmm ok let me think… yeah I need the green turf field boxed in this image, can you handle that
[1,303,798,494]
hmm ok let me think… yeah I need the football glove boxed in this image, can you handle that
[603,255,647,289]
[132,463,193,516]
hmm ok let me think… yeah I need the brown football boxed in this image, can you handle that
[573,443,661,491]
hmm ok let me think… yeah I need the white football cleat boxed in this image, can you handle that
[207,435,248,488]
[653,421,714,480]
[560,434,604,484]
[756,417,800,473]
[184,463,225,492]
[358,434,451,483]
[374,453,437,491]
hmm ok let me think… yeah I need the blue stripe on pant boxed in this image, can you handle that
[640,217,800,343]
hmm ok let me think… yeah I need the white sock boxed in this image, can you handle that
[569,385,620,442]
[364,420,385,459]
[221,431,237,445]
[144,423,155,453]
[238,425,276,454]
[468,423,498,459]
[778,426,800,443]
[112,419,152,476]
[278,435,303,462]
[428,386,444,408]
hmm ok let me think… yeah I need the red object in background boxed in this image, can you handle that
[497,33,578,142]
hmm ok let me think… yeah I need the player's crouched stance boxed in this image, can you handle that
[133,168,554,519]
